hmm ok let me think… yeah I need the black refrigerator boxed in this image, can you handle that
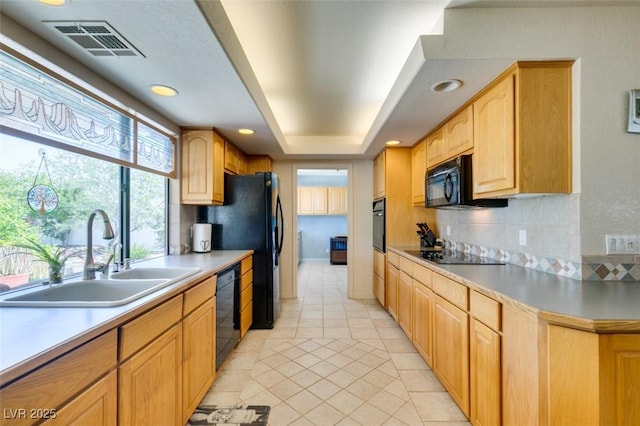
[197,172,283,329]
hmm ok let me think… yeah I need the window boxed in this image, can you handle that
[0,44,172,293]
[0,134,167,292]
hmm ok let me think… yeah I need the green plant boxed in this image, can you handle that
[14,238,70,269]
[129,244,150,260]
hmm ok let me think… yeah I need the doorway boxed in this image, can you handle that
[294,166,351,299]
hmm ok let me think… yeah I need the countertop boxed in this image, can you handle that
[388,246,640,332]
[0,250,252,385]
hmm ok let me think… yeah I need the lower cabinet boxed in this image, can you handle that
[0,330,117,426]
[183,298,216,423]
[386,262,399,321]
[398,270,413,339]
[412,277,434,367]
[470,319,501,426]
[434,294,470,417]
[119,323,183,425]
[42,371,117,426]
[239,256,253,337]
[373,249,386,307]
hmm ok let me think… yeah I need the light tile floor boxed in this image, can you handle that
[199,261,470,425]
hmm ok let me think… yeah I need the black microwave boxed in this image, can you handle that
[425,155,507,209]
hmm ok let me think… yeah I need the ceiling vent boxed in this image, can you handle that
[43,20,145,58]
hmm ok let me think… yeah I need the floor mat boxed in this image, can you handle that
[187,405,270,425]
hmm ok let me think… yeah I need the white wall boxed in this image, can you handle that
[273,160,374,299]
[423,5,640,259]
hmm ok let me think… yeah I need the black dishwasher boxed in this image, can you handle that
[216,263,240,370]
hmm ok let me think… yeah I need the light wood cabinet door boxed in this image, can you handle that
[224,140,238,174]
[373,249,386,307]
[426,127,446,169]
[398,270,413,339]
[411,139,426,206]
[247,155,272,173]
[386,263,399,321]
[413,279,434,367]
[470,319,501,426]
[328,187,347,214]
[473,72,516,197]
[446,104,474,157]
[183,298,216,424]
[42,371,117,426]
[0,331,117,426]
[373,151,385,199]
[297,187,328,214]
[434,295,470,417]
[181,129,224,205]
[119,324,183,426]
[312,187,328,214]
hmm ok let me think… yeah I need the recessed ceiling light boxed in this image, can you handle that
[150,85,178,97]
[238,128,255,135]
[38,0,65,5]
[385,140,401,146]
[430,79,463,93]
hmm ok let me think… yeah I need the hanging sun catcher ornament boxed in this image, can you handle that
[27,149,59,214]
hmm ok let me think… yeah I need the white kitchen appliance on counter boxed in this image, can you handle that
[192,223,212,253]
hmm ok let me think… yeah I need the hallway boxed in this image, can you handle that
[200,261,470,425]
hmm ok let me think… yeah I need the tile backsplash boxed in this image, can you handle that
[436,195,639,281]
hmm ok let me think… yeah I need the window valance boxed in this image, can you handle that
[0,44,176,178]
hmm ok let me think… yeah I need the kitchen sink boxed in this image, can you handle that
[0,267,201,307]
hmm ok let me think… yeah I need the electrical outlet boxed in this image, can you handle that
[519,229,527,246]
[325,248,329,253]
[606,234,640,254]
[446,225,451,237]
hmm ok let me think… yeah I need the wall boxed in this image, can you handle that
[422,6,640,278]
[297,174,348,260]
[273,160,374,299]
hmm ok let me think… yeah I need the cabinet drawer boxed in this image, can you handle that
[241,269,253,292]
[0,330,117,425]
[241,256,252,274]
[399,256,413,275]
[432,273,468,310]
[240,301,253,337]
[413,263,432,289]
[470,291,501,331]
[119,295,183,360]
[388,251,399,267]
[374,250,386,277]
[240,282,252,310]
[183,276,216,316]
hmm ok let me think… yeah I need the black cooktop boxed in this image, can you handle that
[404,249,505,265]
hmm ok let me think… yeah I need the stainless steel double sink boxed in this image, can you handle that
[0,267,202,307]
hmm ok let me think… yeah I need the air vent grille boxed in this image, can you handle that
[44,20,145,58]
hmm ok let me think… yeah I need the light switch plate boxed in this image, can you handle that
[606,234,640,254]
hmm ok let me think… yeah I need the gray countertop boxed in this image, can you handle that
[0,250,252,383]
[389,246,640,329]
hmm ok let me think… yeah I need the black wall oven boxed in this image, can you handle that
[372,198,385,252]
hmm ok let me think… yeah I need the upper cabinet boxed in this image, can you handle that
[298,187,328,215]
[473,61,572,198]
[373,151,386,199]
[224,140,247,175]
[247,156,273,173]
[411,139,426,206]
[328,187,348,215]
[298,186,346,215]
[445,105,474,159]
[425,105,473,170]
[181,129,224,205]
